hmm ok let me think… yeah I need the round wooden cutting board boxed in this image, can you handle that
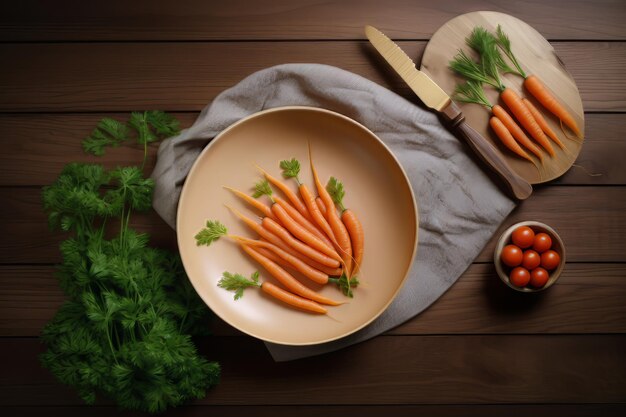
[420,11,585,184]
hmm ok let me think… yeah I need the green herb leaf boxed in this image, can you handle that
[83,118,130,156]
[279,158,301,179]
[326,176,345,211]
[453,80,492,108]
[495,25,527,78]
[217,271,262,300]
[195,220,228,246]
[252,179,273,199]
[329,273,360,298]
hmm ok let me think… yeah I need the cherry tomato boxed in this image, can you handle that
[501,244,523,267]
[522,250,541,270]
[530,267,550,288]
[509,267,530,287]
[533,233,553,253]
[541,250,561,270]
[512,226,535,248]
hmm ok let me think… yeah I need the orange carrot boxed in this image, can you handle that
[263,217,340,268]
[279,158,341,249]
[259,166,313,222]
[522,98,566,149]
[524,75,581,138]
[493,26,581,138]
[241,245,341,306]
[234,236,329,285]
[274,196,333,248]
[326,177,365,276]
[501,88,555,157]
[261,281,327,314]
[316,197,327,217]
[491,104,543,161]
[341,209,364,276]
[309,144,353,275]
[227,206,341,272]
[218,270,326,314]
[224,186,276,220]
[489,116,535,163]
[270,203,341,262]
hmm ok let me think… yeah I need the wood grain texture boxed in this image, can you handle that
[421,11,584,184]
[2,113,623,186]
[1,0,625,41]
[1,186,623,264]
[1,336,625,405]
[4,405,626,417]
[0,42,623,112]
[2,264,625,337]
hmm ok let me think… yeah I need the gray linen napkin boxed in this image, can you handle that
[151,63,515,361]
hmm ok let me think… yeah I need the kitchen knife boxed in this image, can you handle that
[364,25,532,200]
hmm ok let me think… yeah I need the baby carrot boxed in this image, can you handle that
[280,158,340,248]
[491,104,543,161]
[218,270,327,314]
[327,177,365,276]
[258,165,313,222]
[227,206,342,274]
[241,245,341,306]
[493,25,581,138]
[224,186,276,220]
[309,145,353,275]
[233,236,328,285]
[500,88,555,157]
[263,217,341,268]
[524,76,581,138]
[275,196,333,247]
[271,203,341,262]
[522,98,566,149]
[316,197,327,217]
[489,116,535,163]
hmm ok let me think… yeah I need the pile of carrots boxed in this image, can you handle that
[195,147,364,315]
[450,25,581,166]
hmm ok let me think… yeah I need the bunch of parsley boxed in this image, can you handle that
[40,111,219,413]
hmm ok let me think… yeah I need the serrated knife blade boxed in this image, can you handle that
[364,25,450,111]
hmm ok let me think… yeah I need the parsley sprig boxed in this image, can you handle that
[41,112,219,413]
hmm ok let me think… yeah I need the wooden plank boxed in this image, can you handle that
[2,0,625,41]
[0,42,622,112]
[3,404,626,417]
[1,186,623,264]
[2,263,625,337]
[1,113,623,186]
[1,335,624,405]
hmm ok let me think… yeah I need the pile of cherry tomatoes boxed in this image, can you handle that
[500,226,561,289]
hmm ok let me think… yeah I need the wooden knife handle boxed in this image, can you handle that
[441,101,533,200]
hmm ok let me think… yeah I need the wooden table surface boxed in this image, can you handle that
[1,1,625,415]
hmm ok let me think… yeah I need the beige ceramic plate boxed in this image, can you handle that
[177,106,418,345]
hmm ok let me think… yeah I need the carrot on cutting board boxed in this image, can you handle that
[522,98,566,150]
[326,177,365,277]
[453,80,540,164]
[218,270,327,314]
[308,145,354,276]
[453,29,555,157]
[494,25,581,138]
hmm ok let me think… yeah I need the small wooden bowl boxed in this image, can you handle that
[494,221,566,292]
